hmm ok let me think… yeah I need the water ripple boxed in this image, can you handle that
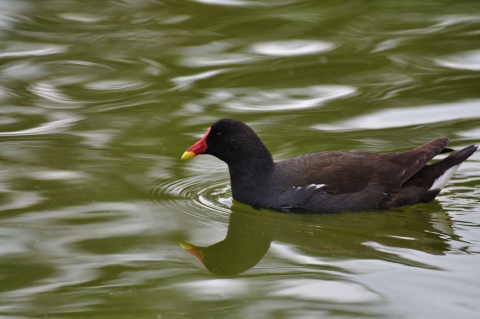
[0,191,44,211]
[203,85,357,112]
[251,40,335,57]
[85,79,149,91]
[435,49,480,71]
[272,279,381,303]
[58,12,105,23]
[149,174,232,215]
[393,15,480,35]
[313,99,480,131]
[171,69,229,90]
[180,41,262,67]
[0,113,82,136]
[1,61,46,81]
[145,158,233,224]
[192,0,298,7]
[174,279,249,300]
[0,43,69,59]
[181,53,260,68]
[1,201,175,302]
[29,82,81,107]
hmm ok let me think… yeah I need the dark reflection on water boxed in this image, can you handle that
[181,203,455,276]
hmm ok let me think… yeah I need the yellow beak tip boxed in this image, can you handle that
[181,151,195,160]
[179,241,194,250]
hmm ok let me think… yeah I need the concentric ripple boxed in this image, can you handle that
[146,165,233,225]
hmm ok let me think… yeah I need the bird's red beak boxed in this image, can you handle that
[181,127,210,160]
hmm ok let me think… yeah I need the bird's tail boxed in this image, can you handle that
[419,145,477,202]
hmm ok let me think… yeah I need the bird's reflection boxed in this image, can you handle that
[181,202,456,276]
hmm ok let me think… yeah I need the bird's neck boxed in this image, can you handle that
[227,151,274,203]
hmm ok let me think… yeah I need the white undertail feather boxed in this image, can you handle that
[429,165,460,191]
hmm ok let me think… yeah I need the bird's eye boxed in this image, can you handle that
[215,132,222,139]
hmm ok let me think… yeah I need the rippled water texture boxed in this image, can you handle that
[1,0,480,318]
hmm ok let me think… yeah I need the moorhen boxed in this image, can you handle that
[181,119,477,213]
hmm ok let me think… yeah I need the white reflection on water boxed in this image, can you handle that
[0,0,28,30]
[30,82,80,107]
[180,41,262,67]
[85,79,148,91]
[220,85,356,112]
[171,69,229,90]
[28,170,89,181]
[273,279,381,303]
[179,85,356,113]
[0,43,69,58]
[270,243,330,267]
[193,0,261,6]
[0,113,82,136]
[0,115,17,125]
[459,127,480,139]
[73,129,118,148]
[0,191,43,211]
[313,99,480,131]
[371,39,403,53]
[251,40,335,57]
[192,0,297,7]
[1,201,180,298]
[180,39,334,67]
[182,86,356,113]
[435,49,480,71]
[393,15,480,35]
[1,61,46,81]
[58,12,105,23]
[175,279,249,300]
[0,87,10,101]
[182,53,260,67]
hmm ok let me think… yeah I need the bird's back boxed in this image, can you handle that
[266,138,473,212]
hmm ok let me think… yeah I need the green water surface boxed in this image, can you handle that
[0,0,480,318]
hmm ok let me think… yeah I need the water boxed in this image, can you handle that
[1,0,480,318]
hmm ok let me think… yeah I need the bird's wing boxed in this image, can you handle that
[278,183,387,213]
[281,138,450,193]
[385,137,449,185]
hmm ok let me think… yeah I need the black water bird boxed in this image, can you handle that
[181,119,476,213]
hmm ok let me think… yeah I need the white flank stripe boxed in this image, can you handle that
[306,184,327,189]
[429,165,460,191]
[292,184,327,190]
